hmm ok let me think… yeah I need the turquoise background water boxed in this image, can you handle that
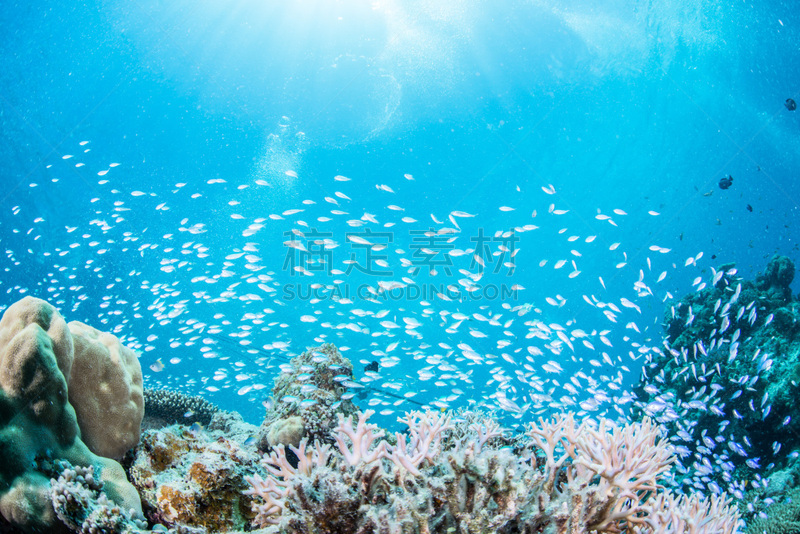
[1,0,798,425]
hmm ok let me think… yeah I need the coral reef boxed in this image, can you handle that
[129,413,263,532]
[257,344,358,449]
[0,293,751,533]
[736,454,800,531]
[745,486,800,534]
[245,408,742,533]
[68,320,144,460]
[634,255,800,493]
[756,254,795,303]
[0,296,142,532]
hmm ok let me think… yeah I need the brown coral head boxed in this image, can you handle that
[267,416,306,448]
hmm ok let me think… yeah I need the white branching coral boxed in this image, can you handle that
[333,408,451,476]
[243,473,286,526]
[572,416,674,495]
[245,409,743,534]
[636,491,742,534]
[526,414,676,531]
[469,417,504,454]
[527,412,579,489]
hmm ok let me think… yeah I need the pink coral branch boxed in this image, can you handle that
[334,409,388,466]
[244,473,287,526]
[470,419,504,454]
[247,437,333,526]
[290,438,332,475]
[388,410,452,475]
[527,413,582,486]
[388,434,423,476]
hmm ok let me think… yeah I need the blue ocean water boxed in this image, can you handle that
[1,0,799,431]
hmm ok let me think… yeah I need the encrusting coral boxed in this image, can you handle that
[245,408,743,533]
[49,460,146,534]
[129,412,264,532]
[745,486,800,534]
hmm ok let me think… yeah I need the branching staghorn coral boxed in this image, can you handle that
[468,417,505,454]
[333,410,389,467]
[245,409,742,534]
[525,413,676,531]
[245,438,333,525]
[387,410,452,476]
[634,491,741,534]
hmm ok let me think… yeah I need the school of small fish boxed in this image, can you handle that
[2,140,785,509]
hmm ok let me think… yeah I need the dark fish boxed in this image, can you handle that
[746,204,753,212]
[365,361,379,372]
[718,175,733,190]
[786,98,797,111]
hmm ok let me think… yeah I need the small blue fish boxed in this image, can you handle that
[745,458,760,469]
[729,441,747,457]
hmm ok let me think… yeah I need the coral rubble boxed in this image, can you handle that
[129,412,263,532]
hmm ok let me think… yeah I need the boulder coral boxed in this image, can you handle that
[68,320,144,460]
[0,296,142,532]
